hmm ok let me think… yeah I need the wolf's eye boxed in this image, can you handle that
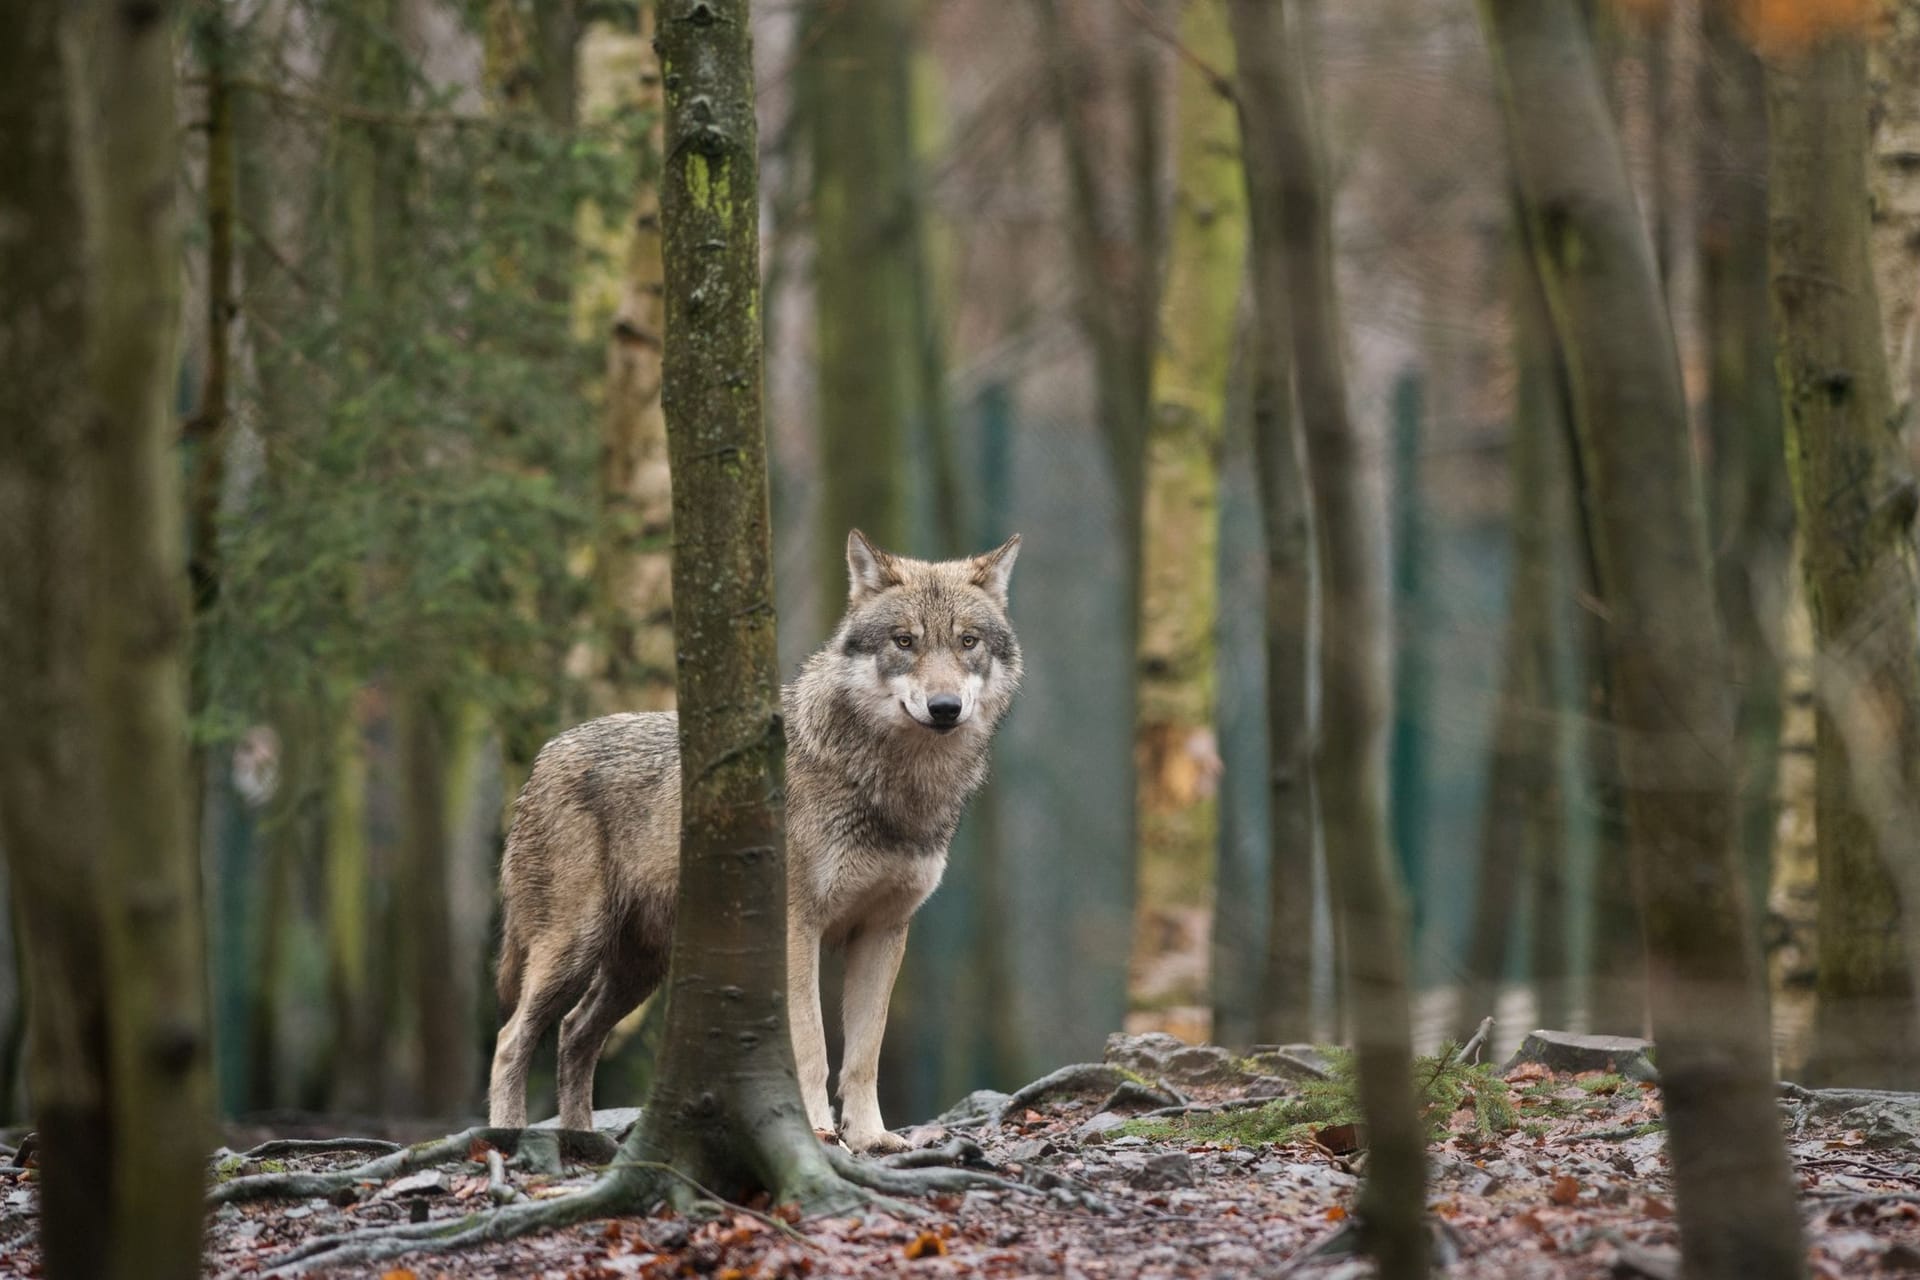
[893,634,914,650]
[961,634,979,649]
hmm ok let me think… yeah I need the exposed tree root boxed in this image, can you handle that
[1099,1080,1185,1112]
[823,1144,1031,1198]
[262,1172,635,1276]
[878,1136,996,1171]
[240,1137,402,1161]
[993,1064,1133,1123]
[210,1126,616,1206]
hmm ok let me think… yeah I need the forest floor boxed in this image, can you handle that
[6,1032,1920,1278]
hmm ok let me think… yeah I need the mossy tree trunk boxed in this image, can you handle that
[1768,31,1920,1088]
[1701,4,1792,937]
[1481,1,1805,1276]
[0,1,214,1275]
[1234,2,1426,1273]
[1135,0,1241,967]
[614,0,855,1205]
[1226,0,1316,1047]
[804,0,920,605]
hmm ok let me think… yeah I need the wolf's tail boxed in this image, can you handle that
[495,920,526,1023]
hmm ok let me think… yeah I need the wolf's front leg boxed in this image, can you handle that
[838,923,911,1154]
[788,926,835,1134]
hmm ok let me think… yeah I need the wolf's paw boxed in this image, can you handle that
[841,1127,911,1156]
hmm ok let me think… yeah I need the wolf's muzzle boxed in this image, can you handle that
[927,694,963,729]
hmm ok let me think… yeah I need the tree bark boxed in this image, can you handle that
[1226,0,1316,1047]
[1701,4,1793,943]
[1768,32,1920,1088]
[615,0,853,1205]
[1135,0,1241,960]
[1481,2,1805,1276]
[1,1,215,1275]
[1871,0,1920,414]
[1233,2,1425,1273]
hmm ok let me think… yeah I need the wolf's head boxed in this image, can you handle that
[826,529,1024,739]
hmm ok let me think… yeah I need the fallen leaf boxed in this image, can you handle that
[1324,1205,1348,1222]
[379,1271,418,1280]
[466,1137,494,1163]
[1549,1175,1581,1206]
[905,1231,948,1260]
[1644,1195,1674,1220]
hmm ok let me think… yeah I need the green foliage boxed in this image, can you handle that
[196,6,655,749]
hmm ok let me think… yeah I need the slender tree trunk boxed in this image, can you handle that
[1,2,214,1275]
[1234,2,1425,1273]
[1768,32,1920,1088]
[805,0,919,600]
[397,691,467,1114]
[595,3,676,716]
[1227,0,1316,1047]
[1701,4,1792,939]
[1388,374,1431,931]
[1460,255,1566,1042]
[1872,0,1920,414]
[614,0,856,1205]
[1135,0,1241,985]
[1482,2,1805,1276]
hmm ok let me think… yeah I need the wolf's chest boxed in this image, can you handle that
[804,840,948,943]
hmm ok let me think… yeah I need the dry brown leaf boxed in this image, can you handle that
[1644,1195,1675,1221]
[905,1230,949,1260]
[1324,1205,1348,1222]
[1549,1175,1582,1206]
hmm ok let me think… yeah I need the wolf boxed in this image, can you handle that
[486,530,1022,1153]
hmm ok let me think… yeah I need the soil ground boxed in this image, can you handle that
[5,1037,1920,1279]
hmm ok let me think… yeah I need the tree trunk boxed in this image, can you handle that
[1134,0,1241,1001]
[1872,0,1920,414]
[397,690,469,1114]
[0,2,214,1275]
[1234,2,1425,1273]
[1388,374,1431,934]
[1481,2,1805,1277]
[594,5,676,715]
[1227,0,1316,1047]
[614,0,853,1205]
[805,0,919,603]
[0,5,115,1271]
[1701,4,1793,940]
[1768,32,1920,1088]
[1459,255,1566,1043]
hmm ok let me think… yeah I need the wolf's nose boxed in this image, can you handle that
[927,694,963,725]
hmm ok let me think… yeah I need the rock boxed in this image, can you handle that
[1504,1030,1657,1082]
[532,1106,642,1137]
[1164,1044,1236,1084]
[1105,1031,1189,1075]
[1007,1138,1059,1164]
[1128,1151,1196,1190]
[933,1088,1011,1128]
[1104,1031,1238,1084]
[1075,1112,1131,1142]
[384,1170,446,1198]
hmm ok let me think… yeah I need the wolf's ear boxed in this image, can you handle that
[847,529,902,602]
[969,534,1021,603]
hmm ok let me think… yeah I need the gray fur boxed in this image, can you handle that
[487,531,1023,1152]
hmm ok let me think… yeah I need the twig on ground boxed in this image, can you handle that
[484,1149,520,1205]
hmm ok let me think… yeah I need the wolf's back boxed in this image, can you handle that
[494,712,683,1017]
